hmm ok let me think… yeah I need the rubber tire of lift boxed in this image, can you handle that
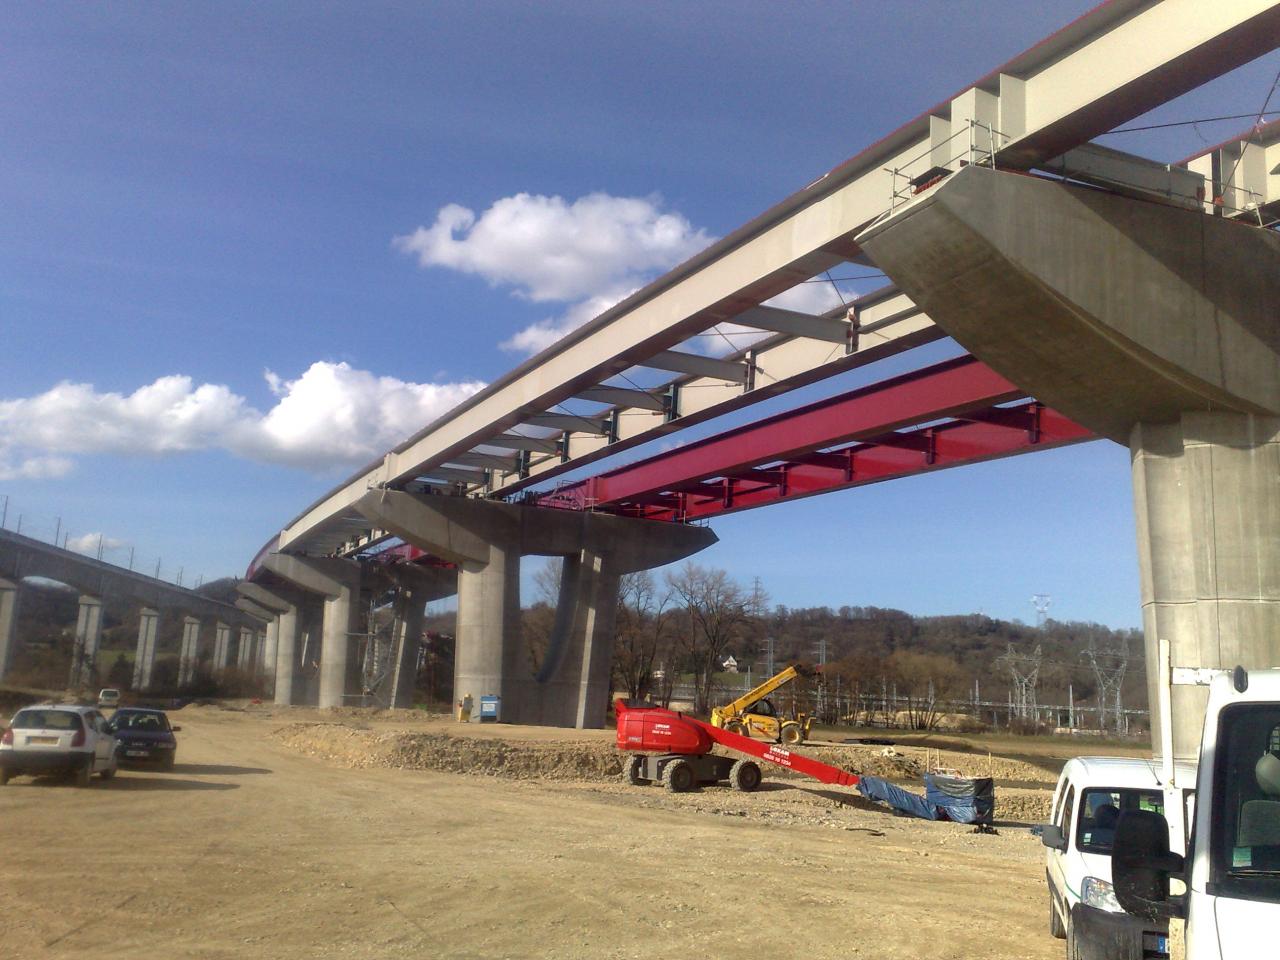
[624,755,645,786]
[663,758,695,793]
[725,721,747,736]
[729,759,762,792]
[780,723,803,746]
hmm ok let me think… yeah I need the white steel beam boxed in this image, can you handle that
[638,351,750,383]
[522,413,609,433]
[483,434,560,454]
[734,305,851,344]
[574,386,666,411]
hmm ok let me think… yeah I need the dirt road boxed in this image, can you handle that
[0,707,1063,960]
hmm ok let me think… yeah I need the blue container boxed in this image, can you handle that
[479,695,501,722]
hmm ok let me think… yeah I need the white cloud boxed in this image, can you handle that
[66,533,125,555]
[765,281,846,315]
[0,363,486,477]
[394,192,711,304]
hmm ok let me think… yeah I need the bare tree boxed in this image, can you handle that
[665,562,750,714]
[612,570,675,701]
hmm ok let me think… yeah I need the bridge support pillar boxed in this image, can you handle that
[539,549,618,728]
[387,566,456,709]
[856,163,1280,759]
[131,607,160,691]
[354,490,716,728]
[237,626,254,672]
[69,594,104,688]
[213,621,232,673]
[178,617,200,687]
[261,555,363,710]
[262,620,278,687]
[1133,413,1280,759]
[0,578,19,683]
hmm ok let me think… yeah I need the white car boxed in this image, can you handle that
[1040,755,1194,960]
[97,688,121,709]
[0,704,119,786]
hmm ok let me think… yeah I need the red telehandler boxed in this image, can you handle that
[615,699,861,793]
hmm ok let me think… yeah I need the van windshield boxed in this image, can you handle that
[1077,788,1163,854]
[1212,704,1280,903]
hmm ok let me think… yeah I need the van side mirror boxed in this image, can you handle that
[1039,824,1067,851]
[1112,810,1186,921]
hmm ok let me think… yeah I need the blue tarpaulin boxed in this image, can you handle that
[857,775,939,820]
[857,773,995,825]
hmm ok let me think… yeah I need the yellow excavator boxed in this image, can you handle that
[709,665,816,745]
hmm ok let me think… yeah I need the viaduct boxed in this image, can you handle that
[13,1,1273,760]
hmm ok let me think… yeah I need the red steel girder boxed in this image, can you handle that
[533,354,1095,521]
[628,404,1092,521]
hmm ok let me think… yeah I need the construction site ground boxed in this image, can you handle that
[0,703,1147,959]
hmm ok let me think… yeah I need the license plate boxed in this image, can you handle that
[126,750,148,757]
[28,736,57,745]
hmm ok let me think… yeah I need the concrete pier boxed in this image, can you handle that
[70,594,104,688]
[387,565,456,709]
[178,616,201,686]
[237,626,254,672]
[0,578,18,683]
[858,164,1280,758]
[213,621,232,673]
[262,555,362,710]
[131,607,160,691]
[355,490,716,727]
[237,580,311,706]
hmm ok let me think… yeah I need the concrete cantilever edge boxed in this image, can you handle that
[351,490,719,573]
[855,165,1280,442]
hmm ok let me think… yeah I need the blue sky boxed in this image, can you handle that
[3,3,1277,624]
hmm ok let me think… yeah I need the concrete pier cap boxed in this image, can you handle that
[858,165,1280,758]
[354,489,717,727]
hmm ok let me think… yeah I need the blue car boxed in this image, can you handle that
[109,708,180,770]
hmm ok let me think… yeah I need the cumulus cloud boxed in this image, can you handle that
[395,192,714,354]
[394,192,711,304]
[0,363,486,477]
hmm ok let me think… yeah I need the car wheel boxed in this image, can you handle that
[74,764,92,788]
[0,768,11,786]
[163,752,176,772]
[1048,880,1065,939]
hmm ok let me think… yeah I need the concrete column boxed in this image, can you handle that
[389,584,427,709]
[213,621,232,673]
[69,594,104,688]
[1132,412,1280,759]
[274,605,301,706]
[131,607,160,691]
[262,620,279,686]
[534,549,619,728]
[456,543,524,720]
[178,616,201,686]
[260,555,362,710]
[237,626,254,672]
[0,578,19,683]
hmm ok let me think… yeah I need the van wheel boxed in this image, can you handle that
[1048,882,1065,939]
[1066,920,1082,960]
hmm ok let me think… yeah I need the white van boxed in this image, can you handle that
[1113,665,1280,959]
[1041,755,1195,960]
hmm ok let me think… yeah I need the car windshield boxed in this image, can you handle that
[113,712,170,732]
[11,709,83,731]
[1077,787,1164,854]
